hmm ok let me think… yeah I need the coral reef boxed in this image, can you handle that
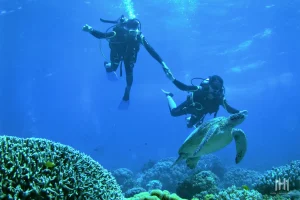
[112,168,136,192]
[197,154,226,179]
[215,185,263,199]
[281,190,300,199]
[0,136,123,199]
[222,167,261,189]
[125,189,187,200]
[263,194,293,199]
[253,160,300,195]
[137,157,192,192]
[125,187,146,198]
[141,159,156,173]
[176,170,219,199]
[146,180,163,191]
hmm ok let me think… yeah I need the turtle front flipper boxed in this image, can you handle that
[192,125,219,157]
[232,128,247,164]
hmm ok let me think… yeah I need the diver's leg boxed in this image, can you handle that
[122,60,134,101]
[168,100,191,117]
[161,89,176,110]
[167,96,177,111]
[104,48,120,81]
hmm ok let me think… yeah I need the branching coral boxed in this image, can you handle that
[0,136,123,199]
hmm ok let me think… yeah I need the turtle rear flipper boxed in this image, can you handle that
[232,128,247,164]
[172,153,189,167]
[186,156,201,169]
[193,125,219,156]
[171,155,183,167]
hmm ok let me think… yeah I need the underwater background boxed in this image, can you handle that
[0,0,300,199]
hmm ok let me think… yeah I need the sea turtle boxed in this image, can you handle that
[173,110,248,169]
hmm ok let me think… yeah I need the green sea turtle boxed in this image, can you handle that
[173,110,248,169]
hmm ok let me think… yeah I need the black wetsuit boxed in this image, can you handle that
[170,79,239,128]
[89,25,163,90]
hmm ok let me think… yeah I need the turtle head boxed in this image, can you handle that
[228,110,248,126]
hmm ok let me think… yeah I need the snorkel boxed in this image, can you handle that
[100,15,127,24]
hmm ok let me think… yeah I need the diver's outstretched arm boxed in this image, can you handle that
[140,34,175,81]
[222,98,239,114]
[90,29,116,39]
[82,24,116,39]
[172,79,200,92]
[140,34,164,64]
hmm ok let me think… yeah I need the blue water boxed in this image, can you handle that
[0,0,299,172]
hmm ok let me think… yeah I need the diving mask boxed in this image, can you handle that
[208,81,223,98]
[125,19,141,37]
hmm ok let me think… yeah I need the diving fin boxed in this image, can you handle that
[104,62,118,81]
[106,72,118,81]
[122,87,131,101]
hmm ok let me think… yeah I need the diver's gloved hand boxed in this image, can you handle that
[82,24,93,33]
[161,62,175,81]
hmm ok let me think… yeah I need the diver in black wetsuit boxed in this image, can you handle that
[162,73,241,128]
[82,15,172,101]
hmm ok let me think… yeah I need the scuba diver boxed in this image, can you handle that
[82,15,173,101]
[162,73,243,128]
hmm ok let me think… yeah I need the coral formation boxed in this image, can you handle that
[125,189,187,200]
[125,187,146,198]
[112,168,136,192]
[197,154,226,179]
[0,136,123,199]
[253,160,300,195]
[146,180,163,191]
[215,185,263,199]
[141,159,156,172]
[222,167,261,189]
[137,157,191,192]
[176,170,219,199]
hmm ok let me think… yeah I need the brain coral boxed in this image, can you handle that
[0,136,123,199]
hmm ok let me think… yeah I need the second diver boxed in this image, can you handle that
[83,15,173,101]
